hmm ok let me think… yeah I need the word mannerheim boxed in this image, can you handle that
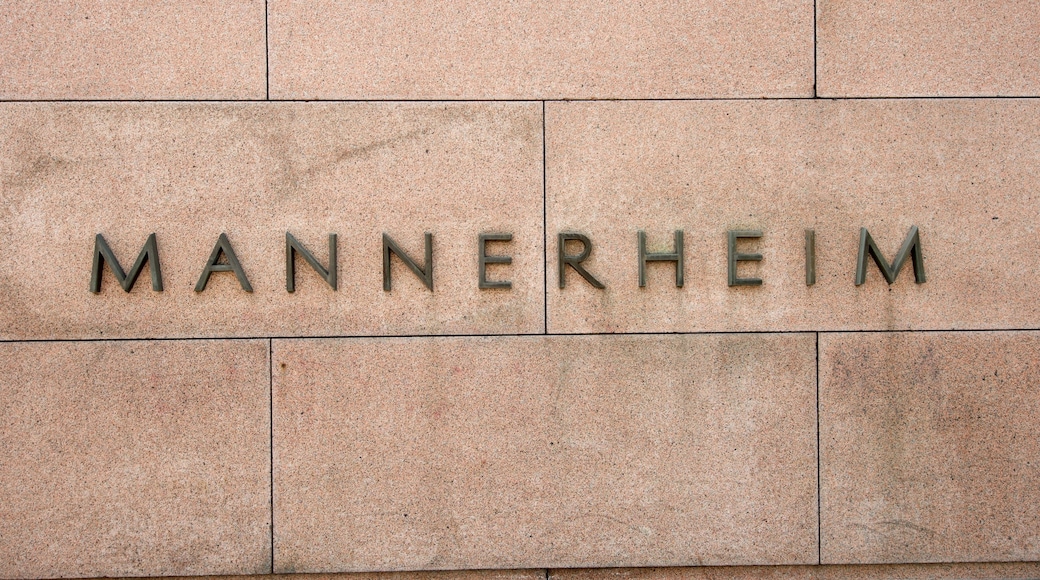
[90,226,927,294]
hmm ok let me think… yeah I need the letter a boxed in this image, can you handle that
[195,233,253,292]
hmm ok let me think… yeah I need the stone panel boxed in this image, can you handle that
[0,339,270,578]
[272,333,817,571]
[819,331,1040,563]
[551,562,1040,580]
[198,572,544,580]
[0,0,266,99]
[0,102,543,339]
[294,572,544,580]
[545,100,1040,333]
[267,0,813,99]
[817,1,1040,97]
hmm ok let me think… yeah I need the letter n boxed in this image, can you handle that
[855,225,926,285]
[286,232,337,292]
[90,233,164,293]
[383,233,433,291]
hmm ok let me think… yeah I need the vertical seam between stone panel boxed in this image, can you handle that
[542,100,548,334]
[816,331,822,564]
[813,0,818,97]
[265,0,270,100]
[268,338,274,572]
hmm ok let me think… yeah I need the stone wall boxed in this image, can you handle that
[2,2,1039,579]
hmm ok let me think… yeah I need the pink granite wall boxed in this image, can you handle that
[2,2,1039,579]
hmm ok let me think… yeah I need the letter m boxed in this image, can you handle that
[855,225,926,286]
[90,233,164,293]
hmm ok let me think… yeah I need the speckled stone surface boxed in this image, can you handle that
[0,339,271,578]
[0,103,543,339]
[267,0,813,99]
[551,562,1040,580]
[0,0,266,99]
[85,563,1040,580]
[272,334,818,572]
[819,331,1040,564]
[3,1,1040,576]
[191,572,544,580]
[545,99,1040,333]
[817,0,1040,97]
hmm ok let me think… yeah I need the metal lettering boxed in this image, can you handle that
[286,232,337,292]
[478,233,513,289]
[195,233,253,292]
[727,230,763,287]
[805,229,816,286]
[558,233,605,289]
[638,230,684,287]
[90,233,163,293]
[383,233,433,291]
[855,225,926,285]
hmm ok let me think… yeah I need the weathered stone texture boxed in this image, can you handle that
[820,331,1040,563]
[546,99,1040,333]
[552,562,1040,580]
[818,0,1040,97]
[0,103,543,339]
[0,339,271,578]
[0,0,266,99]
[268,0,813,99]
[273,334,818,571]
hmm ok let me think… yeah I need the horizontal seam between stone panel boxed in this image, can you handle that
[2,328,1039,344]
[0,97,779,103]
[817,95,1040,100]
[51,563,1040,580]
[3,95,1039,103]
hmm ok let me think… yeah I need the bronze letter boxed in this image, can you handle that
[478,233,513,289]
[195,233,253,292]
[855,225,926,285]
[638,230,684,287]
[558,233,605,289]
[286,232,337,292]
[805,229,816,286]
[727,230,763,287]
[90,233,163,293]
[383,233,433,291]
